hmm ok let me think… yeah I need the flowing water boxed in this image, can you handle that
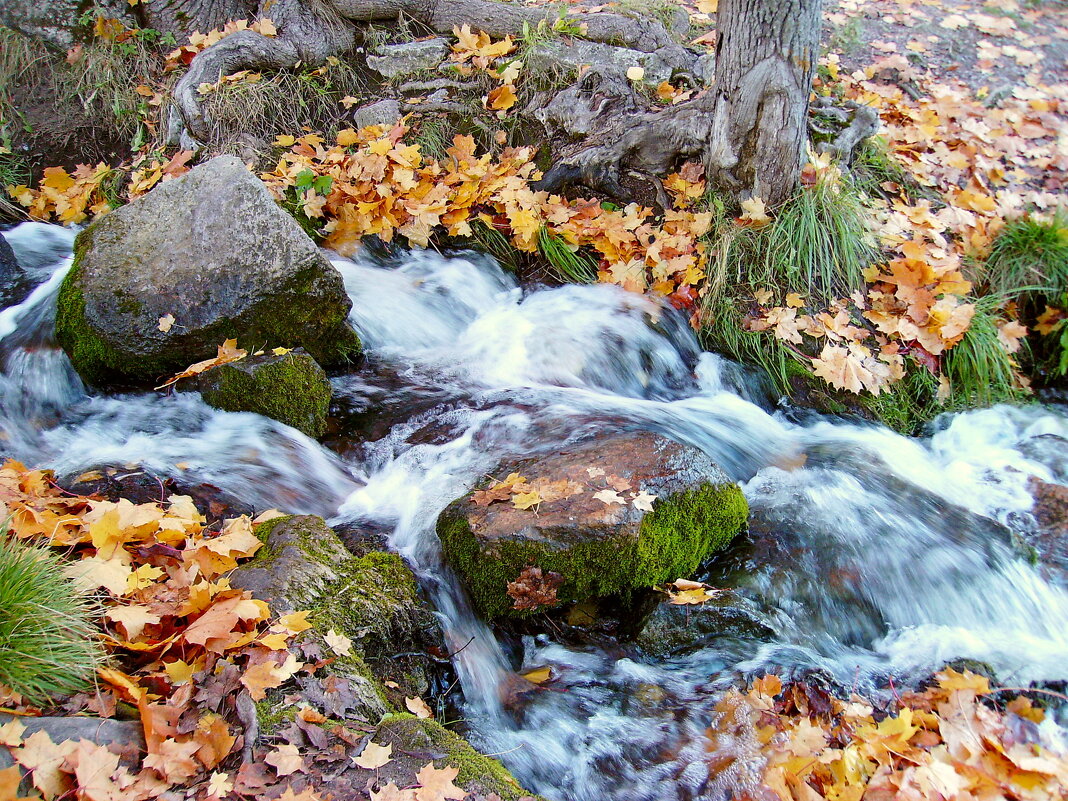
[3,222,1068,799]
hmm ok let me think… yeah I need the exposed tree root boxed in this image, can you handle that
[166,0,694,144]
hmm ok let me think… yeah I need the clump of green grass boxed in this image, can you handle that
[469,218,523,272]
[203,58,367,158]
[0,534,101,703]
[61,27,169,148]
[699,177,876,307]
[410,115,454,161]
[537,227,598,283]
[942,296,1024,408]
[756,176,876,301]
[982,210,1068,297]
[852,135,931,202]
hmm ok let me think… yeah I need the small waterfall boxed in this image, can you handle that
[2,224,1066,801]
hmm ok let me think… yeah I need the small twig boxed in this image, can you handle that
[446,636,476,659]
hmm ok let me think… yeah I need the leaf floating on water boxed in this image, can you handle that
[519,666,552,685]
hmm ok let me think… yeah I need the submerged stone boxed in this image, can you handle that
[0,233,30,310]
[633,590,775,657]
[195,348,331,438]
[54,155,360,386]
[437,431,749,619]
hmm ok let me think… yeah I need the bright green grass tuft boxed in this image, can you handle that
[755,177,877,301]
[942,296,1023,408]
[537,227,599,283]
[0,534,102,703]
[983,210,1068,297]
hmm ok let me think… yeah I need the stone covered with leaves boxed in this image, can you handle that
[437,431,749,619]
[54,155,361,385]
[230,514,443,721]
[195,347,331,437]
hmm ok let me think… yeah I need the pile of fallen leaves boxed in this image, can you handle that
[0,458,311,798]
[711,670,1068,801]
[471,468,657,513]
[260,122,710,300]
[0,460,495,801]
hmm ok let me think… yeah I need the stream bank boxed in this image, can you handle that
[3,221,1068,799]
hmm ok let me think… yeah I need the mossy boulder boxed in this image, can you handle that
[437,431,749,619]
[194,348,331,437]
[230,514,442,721]
[54,155,360,386]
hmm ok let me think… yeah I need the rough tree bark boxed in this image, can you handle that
[538,0,822,207]
[704,0,821,205]
[162,0,821,206]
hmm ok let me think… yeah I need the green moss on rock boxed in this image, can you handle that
[236,515,442,709]
[53,200,362,387]
[374,713,534,801]
[198,350,331,438]
[438,481,748,619]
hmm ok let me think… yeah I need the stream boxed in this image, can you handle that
[2,222,1068,800]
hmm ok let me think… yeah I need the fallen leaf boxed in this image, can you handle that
[405,696,433,719]
[353,742,392,770]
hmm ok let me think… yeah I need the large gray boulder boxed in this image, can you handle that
[437,431,749,619]
[55,156,361,385]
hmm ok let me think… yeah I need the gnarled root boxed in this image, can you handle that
[167,0,694,146]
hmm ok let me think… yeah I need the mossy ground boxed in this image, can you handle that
[374,713,535,801]
[438,482,749,619]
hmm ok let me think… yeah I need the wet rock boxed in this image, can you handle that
[633,591,775,657]
[1020,434,1068,484]
[365,714,535,801]
[3,222,75,277]
[437,430,749,619]
[54,155,360,386]
[1026,477,1068,580]
[230,515,445,720]
[194,348,330,438]
[366,39,450,79]
[59,463,254,523]
[0,233,31,310]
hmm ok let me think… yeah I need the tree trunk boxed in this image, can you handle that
[537,0,821,207]
[704,0,822,206]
